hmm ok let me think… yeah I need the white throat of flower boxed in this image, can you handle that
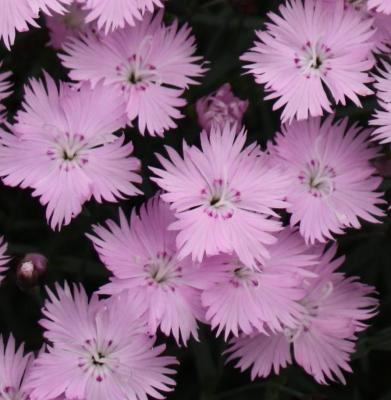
[295,40,332,78]
[78,338,122,383]
[115,36,161,91]
[228,260,260,288]
[46,132,89,170]
[143,251,182,290]
[283,281,334,343]
[201,178,241,219]
[298,159,336,198]
[0,385,28,400]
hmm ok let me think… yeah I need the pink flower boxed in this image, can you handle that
[150,123,289,268]
[343,1,391,53]
[0,236,9,283]
[199,228,318,339]
[45,1,92,50]
[30,0,73,15]
[0,74,142,230]
[0,335,34,399]
[196,83,249,132]
[88,195,204,345]
[0,0,38,50]
[60,11,206,136]
[370,62,391,143]
[26,283,177,400]
[271,116,384,244]
[84,0,164,33]
[0,0,72,49]
[226,245,378,384]
[368,0,391,14]
[371,11,391,53]
[0,65,12,122]
[241,0,375,123]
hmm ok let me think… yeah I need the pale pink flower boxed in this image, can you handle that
[84,0,164,33]
[344,1,391,53]
[241,0,375,123]
[196,83,249,132]
[368,0,391,14]
[45,1,92,50]
[0,236,9,283]
[0,74,142,230]
[0,0,72,49]
[0,335,34,399]
[26,283,177,400]
[150,123,289,268]
[60,11,206,136]
[370,62,391,143]
[227,245,378,384]
[0,0,38,50]
[29,0,73,16]
[88,195,204,345]
[371,11,391,53]
[199,228,318,340]
[271,116,384,244]
[0,66,12,122]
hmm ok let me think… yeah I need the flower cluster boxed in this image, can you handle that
[0,0,389,398]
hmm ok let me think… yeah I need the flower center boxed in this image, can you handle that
[116,55,159,91]
[46,132,88,170]
[201,178,241,219]
[283,281,334,342]
[144,251,182,289]
[298,159,336,198]
[78,339,118,383]
[91,352,106,366]
[0,386,27,400]
[294,40,332,78]
[115,34,161,91]
[228,261,260,288]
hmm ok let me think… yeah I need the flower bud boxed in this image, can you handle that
[196,83,248,133]
[16,253,47,291]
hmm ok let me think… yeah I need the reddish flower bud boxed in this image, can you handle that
[16,253,47,291]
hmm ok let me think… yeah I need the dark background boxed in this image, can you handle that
[0,0,390,399]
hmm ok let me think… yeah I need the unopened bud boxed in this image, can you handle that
[16,253,47,291]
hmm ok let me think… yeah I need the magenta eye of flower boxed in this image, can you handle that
[78,339,120,383]
[144,251,182,287]
[284,280,334,343]
[46,133,89,167]
[298,159,336,198]
[295,41,331,76]
[0,385,25,400]
[201,179,241,219]
[228,262,259,288]
[116,52,159,89]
